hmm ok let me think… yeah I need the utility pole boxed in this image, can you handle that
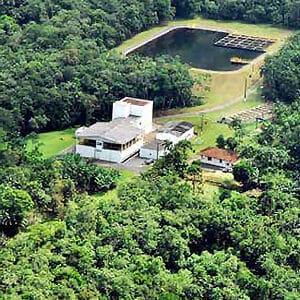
[244,77,248,101]
[200,114,204,133]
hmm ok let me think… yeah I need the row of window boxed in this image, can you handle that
[79,137,141,151]
[203,156,230,165]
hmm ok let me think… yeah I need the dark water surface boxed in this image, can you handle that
[131,28,262,71]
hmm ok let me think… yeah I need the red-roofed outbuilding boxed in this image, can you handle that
[199,147,239,169]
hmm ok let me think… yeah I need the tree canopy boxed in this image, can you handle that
[174,0,300,28]
[0,0,203,135]
[0,1,300,299]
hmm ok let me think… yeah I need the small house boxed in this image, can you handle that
[140,121,194,160]
[199,147,239,169]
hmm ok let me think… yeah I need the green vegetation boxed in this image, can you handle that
[173,1,300,28]
[263,32,300,103]
[1,1,300,299]
[26,128,76,158]
[0,1,207,135]
[1,127,299,297]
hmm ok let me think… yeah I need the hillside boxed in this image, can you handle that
[0,1,299,299]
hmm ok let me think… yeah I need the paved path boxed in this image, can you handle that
[154,80,263,121]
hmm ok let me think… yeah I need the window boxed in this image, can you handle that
[103,142,121,151]
[219,159,223,163]
[79,139,96,147]
[208,157,212,161]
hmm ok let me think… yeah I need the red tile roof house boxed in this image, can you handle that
[199,147,239,169]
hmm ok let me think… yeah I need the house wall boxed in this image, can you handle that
[76,145,96,158]
[112,102,130,119]
[76,138,143,163]
[95,139,143,163]
[130,102,153,134]
[156,127,194,144]
[140,148,164,160]
[200,155,233,168]
[112,100,153,134]
[130,116,144,131]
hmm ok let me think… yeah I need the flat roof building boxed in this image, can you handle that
[156,121,194,144]
[140,140,165,160]
[75,97,153,163]
[140,121,194,160]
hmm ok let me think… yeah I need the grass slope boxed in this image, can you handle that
[26,128,76,158]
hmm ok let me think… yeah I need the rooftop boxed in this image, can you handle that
[200,147,239,163]
[158,121,193,137]
[141,140,165,150]
[75,118,142,144]
[121,97,152,106]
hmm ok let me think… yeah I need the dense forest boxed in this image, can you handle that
[175,0,300,28]
[1,0,300,135]
[263,32,300,103]
[0,102,300,298]
[1,1,300,299]
[0,0,201,135]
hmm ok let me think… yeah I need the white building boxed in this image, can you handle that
[156,121,194,144]
[112,97,153,134]
[75,97,153,163]
[140,121,194,160]
[139,140,165,160]
[199,147,239,169]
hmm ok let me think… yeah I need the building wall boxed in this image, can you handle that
[200,155,233,168]
[95,139,143,163]
[76,145,96,158]
[112,102,130,119]
[156,127,194,144]
[112,100,153,134]
[130,102,153,133]
[140,148,164,160]
[76,136,143,163]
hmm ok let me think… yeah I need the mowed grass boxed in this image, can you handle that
[26,128,76,158]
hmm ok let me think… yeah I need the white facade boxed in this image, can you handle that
[112,97,153,134]
[200,155,234,168]
[76,144,96,158]
[76,139,143,163]
[112,101,130,119]
[156,127,194,144]
[75,97,154,163]
[140,147,165,160]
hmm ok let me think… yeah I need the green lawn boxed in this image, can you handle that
[26,128,76,158]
